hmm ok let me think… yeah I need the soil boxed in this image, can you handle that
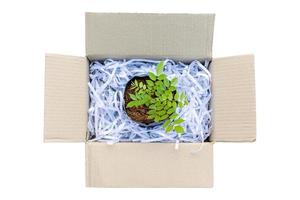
[124,76,154,125]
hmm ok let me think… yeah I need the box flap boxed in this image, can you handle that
[210,55,256,142]
[44,54,88,142]
[86,13,215,61]
[86,142,213,187]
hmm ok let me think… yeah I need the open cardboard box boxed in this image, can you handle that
[44,13,256,187]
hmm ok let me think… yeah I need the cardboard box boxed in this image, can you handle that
[44,13,256,187]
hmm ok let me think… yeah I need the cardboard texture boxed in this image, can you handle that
[44,13,256,187]
[210,55,256,142]
[44,54,88,142]
[86,142,213,187]
[86,13,215,61]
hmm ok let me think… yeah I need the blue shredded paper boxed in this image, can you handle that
[88,59,212,143]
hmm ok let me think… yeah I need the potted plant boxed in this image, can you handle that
[124,61,188,134]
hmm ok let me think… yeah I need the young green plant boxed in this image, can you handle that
[127,61,189,135]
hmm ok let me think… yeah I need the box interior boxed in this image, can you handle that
[85,13,216,144]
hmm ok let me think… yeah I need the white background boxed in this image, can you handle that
[0,0,299,199]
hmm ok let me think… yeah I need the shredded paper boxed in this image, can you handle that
[88,59,212,143]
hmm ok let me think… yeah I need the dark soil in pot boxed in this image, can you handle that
[124,76,154,125]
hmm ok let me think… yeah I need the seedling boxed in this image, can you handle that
[127,61,189,135]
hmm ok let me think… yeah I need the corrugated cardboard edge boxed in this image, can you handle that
[210,55,256,142]
[86,13,215,61]
[44,54,88,143]
[85,142,213,188]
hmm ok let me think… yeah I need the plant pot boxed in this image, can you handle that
[124,76,157,126]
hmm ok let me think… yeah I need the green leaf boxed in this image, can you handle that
[174,118,185,124]
[164,90,170,97]
[167,101,172,107]
[168,93,173,101]
[157,88,164,94]
[171,77,178,86]
[134,79,138,87]
[158,74,166,80]
[145,94,151,100]
[169,86,176,91]
[174,126,184,134]
[139,82,143,88]
[154,115,160,122]
[155,101,161,107]
[160,114,169,121]
[167,107,176,114]
[179,102,184,109]
[147,115,155,119]
[163,120,171,128]
[155,80,163,86]
[146,80,154,86]
[156,61,164,75]
[148,110,156,115]
[164,78,170,87]
[172,101,177,108]
[185,99,189,105]
[135,100,142,106]
[129,94,137,100]
[156,105,164,111]
[149,72,156,81]
[170,113,178,119]
[149,104,156,110]
[166,125,173,133]
[161,94,167,101]
[174,92,179,101]
[160,84,166,90]
[158,110,166,116]
[127,101,136,108]
[135,93,140,99]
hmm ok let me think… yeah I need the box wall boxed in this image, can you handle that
[86,13,215,61]
[210,55,256,142]
[44,54,89,142]
[85,142,213,187]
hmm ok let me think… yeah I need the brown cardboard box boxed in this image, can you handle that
[44,13,256,187]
